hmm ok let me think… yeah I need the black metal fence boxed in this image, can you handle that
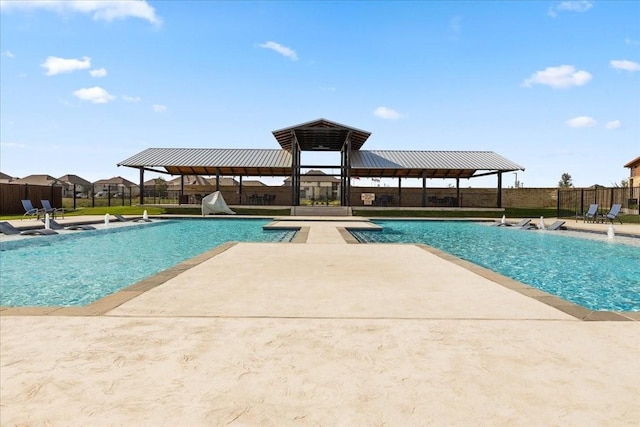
[63,184,136,208]
[558,187,640,218]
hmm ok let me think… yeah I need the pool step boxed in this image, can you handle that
[290,206,352,216]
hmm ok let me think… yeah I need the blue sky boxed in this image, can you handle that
[1,0,638,188]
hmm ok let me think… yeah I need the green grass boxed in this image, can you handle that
[352,208,559,218]
[2,205,637,223]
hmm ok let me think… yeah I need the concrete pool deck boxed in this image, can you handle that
[1,216,639,425]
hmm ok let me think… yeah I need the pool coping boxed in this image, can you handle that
[1,222,637,321]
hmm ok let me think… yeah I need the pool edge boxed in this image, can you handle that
[415,243,639,322]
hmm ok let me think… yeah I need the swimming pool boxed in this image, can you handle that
[0,219,294,307]
[350,220,640,312]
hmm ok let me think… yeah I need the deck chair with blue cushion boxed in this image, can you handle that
[576,204,598,223]
[41,200,64,219]
[21,199,44,220]
[0,221,58,235]
[600,204,622,224]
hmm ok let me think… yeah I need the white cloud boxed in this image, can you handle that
[605,120,621,129]
[122,95,141,103]
[0,141,27,149]
[373,106,401,120]
[625,38,640,46]
[566,116,596,128]
[41,56,91,76]
[89,68,107,77]
[522,65,592,88]
[152,104,167,112]
[610,59,640,72]
[3,50,14,58]
[73,86,115,104]
[258,41,298,61]
[548,1,593,17]
[0,0,161,25]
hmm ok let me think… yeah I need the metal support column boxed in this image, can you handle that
[180,175,185,204]
[139,168,145,205]
[421,170,427,207]
[497,173,502,208]
[344,135,352,207]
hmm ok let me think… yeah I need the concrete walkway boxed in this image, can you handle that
[1,217,639,426]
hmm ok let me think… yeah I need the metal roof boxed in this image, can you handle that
[350,150,525,178]
[272,118,371,152]
[118,148,293,176]
[119,147,523,179]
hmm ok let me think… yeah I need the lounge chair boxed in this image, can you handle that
[528,220,566,231]
[41,218,96,231]
[599,204,623,224]
[546,220,566,230]
[576,204,598,223]
[0,221,58,236]
[41,200,64,219]
[113,213,151,223]
[493,218,531,228]
[21,199,44,220]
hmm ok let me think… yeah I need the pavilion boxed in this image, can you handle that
[117,118,524,207]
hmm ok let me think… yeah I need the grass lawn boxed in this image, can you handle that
[1,206,638,223]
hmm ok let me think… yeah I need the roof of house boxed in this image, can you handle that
[94,176,138,187]
[58,174,92,187]
[284,170,341,183]
[11,174,65,186]
[624,156,640,168]
[241,180,267,187]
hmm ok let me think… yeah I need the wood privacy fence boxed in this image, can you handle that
[0,184,63,215]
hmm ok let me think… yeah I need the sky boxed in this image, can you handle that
[1,0,639,189]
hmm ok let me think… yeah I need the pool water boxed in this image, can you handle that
[0,219,294,307]
[350,220,640,312]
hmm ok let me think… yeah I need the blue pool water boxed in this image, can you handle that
[351,220,640,312]
[0,219,294,307]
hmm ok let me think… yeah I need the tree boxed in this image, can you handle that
[558,173,573,188]
[612,179,629,188]
[154,177,168,198]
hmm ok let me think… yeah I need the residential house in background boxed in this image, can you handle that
[283,170,341,202]
[242,179,267,187]
[58,174,93,198]
[0,172,16,183]
[93,176,138,198]
[11,174,65,187]
[624,156,640,188]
